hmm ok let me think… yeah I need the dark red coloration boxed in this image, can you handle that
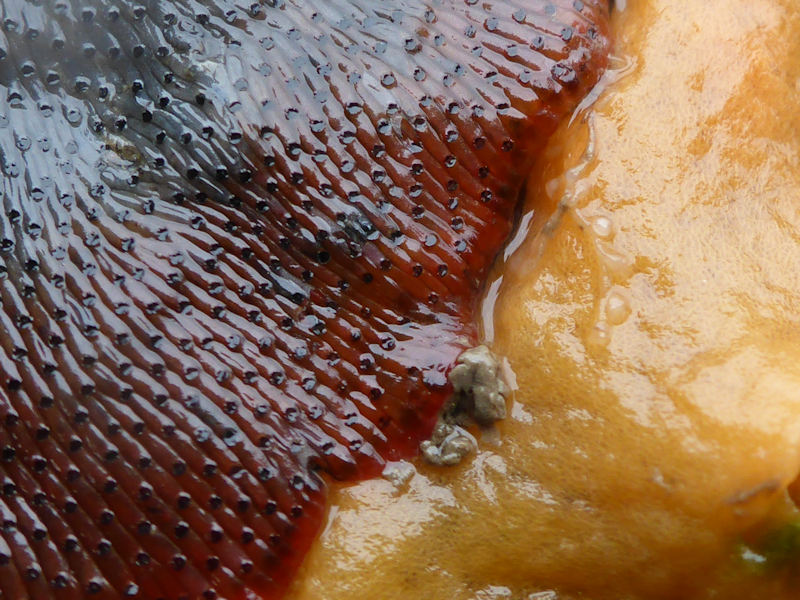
[0,0,610,598]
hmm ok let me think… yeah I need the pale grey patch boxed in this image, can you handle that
[381,460,416,490]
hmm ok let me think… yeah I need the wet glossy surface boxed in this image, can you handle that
[0,0,610,597]
[289,1,800,598]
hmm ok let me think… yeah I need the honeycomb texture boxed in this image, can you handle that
[0,0,610,597]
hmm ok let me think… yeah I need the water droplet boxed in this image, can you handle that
[605,291,631,325]
[592,216,614,239]
[587,320,611,348]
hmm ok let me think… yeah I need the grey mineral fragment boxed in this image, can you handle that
[448,345,509,425]
[421,345,510,466]
[420,422,477,466]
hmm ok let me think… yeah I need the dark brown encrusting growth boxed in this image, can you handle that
[0,0,610,597]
